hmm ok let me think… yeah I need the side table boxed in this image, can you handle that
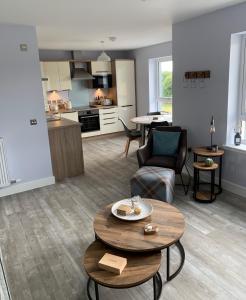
[193,147,224,194]
[84,240,162,300]
[193,162,218,202]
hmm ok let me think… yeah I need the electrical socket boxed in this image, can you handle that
[30,119,37,126]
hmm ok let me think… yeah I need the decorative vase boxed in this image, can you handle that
[234,132,241,146]
[204,158,214,167]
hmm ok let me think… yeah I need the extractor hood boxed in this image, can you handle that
[71,66,94,81]
[71,51,94,80]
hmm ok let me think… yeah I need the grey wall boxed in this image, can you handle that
[173,2,246,188]
[39,49,131,61]
[129,42,172,116]
[0,24,53,183]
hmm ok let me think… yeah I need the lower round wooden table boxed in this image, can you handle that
[193,147,224,194]
[93,199,185,287]
[84,240,162,300]
[193,162,219,202]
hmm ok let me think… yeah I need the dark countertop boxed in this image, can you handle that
[47,118,81,130]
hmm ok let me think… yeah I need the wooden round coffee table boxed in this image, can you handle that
[94,199,185,282]
[193,162,219,202]
[84,240,162,300]
[193,147,224,194]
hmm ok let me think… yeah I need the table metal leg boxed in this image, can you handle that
[166,247,170,281]
[95,282,99,300]
[211,169,215,202]
[87,273,162,300]
[218,156,223,194]
[140,124,145,146]
[166,240,185,282]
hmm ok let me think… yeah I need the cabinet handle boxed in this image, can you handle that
[103,122,115,125]
[103,117,116,120]
[121,105,133,107]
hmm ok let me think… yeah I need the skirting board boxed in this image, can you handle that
[0,176,55,198]
[185,166,246,198]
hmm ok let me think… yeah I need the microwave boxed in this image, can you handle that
[92,74,112,89]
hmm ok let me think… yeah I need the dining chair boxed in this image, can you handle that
[147,121,169,136]
[118,117,142,157]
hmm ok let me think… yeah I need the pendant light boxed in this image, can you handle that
[97,41,111,62]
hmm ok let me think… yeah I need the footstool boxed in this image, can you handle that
[130,166,175,203]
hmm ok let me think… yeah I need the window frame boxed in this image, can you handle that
[156,56,173,112]
[238,36,246,143]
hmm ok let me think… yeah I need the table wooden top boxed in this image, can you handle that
[193,162,218,170]
[94,199,185,252]
[83,240,161,288]
[131,115,171,125]
[193,147,224,157]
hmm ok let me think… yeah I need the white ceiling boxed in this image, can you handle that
[0,0,245,50]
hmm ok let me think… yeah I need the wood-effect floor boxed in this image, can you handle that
[0,134,246,300]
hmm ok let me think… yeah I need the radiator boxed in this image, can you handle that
[0,138,10,187]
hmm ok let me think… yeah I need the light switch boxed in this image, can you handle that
[20,44,28,51]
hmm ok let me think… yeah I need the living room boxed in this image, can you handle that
[0,0,246,299]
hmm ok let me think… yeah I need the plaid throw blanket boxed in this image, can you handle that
[131,166,175,203]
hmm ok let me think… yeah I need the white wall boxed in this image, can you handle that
[130,42,172,116]
[0,24,53,196]
[173,2,246,193]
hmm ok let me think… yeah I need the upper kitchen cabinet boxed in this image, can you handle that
[114,60,136,107]
[90,61,112,75]
[41,61,72,91]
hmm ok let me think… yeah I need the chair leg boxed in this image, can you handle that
[125,138,131,157]
[180,173,188,195]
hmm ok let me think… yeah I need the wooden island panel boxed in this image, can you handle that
[48,119,84,181]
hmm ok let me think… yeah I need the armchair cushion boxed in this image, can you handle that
[152,131,181,156]
[144,156,176,169]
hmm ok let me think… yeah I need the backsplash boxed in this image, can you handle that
[47,81,110,108]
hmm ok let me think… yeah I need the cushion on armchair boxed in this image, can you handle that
[152,131,181,156]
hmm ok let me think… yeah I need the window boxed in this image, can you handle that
[238,36,246,143]
[157,58,173,115]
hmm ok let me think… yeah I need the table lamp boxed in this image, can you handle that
[207,116,216,150]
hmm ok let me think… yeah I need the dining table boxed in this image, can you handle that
[131,114,172,146]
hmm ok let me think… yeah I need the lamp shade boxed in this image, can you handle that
[97,51,111,62]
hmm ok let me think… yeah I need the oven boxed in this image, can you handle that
[78,109,100,133]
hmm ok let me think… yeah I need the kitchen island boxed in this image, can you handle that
[48,118,84,181]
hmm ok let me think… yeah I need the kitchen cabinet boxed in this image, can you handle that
[90,61,112,75]
[40,62,48,105]
[112,60,136,130]
[115,60,136,107]
[118,105,136,130]
[60,112,78,122]
[48,119,84,181]
[41,61,72,91]
[100,107,119,134]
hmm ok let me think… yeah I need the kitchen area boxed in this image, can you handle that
[41,53,136,181]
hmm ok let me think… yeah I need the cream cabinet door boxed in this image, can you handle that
[115,60,136,106]
[42,61,71,91]
[60,112,78,122]
[42,62,60,91]
[40,62,48,104]
[118,105,136,130]
[58,61,72,90]
[91,61,112,75]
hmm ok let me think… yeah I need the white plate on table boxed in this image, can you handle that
[111,198,153,221]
